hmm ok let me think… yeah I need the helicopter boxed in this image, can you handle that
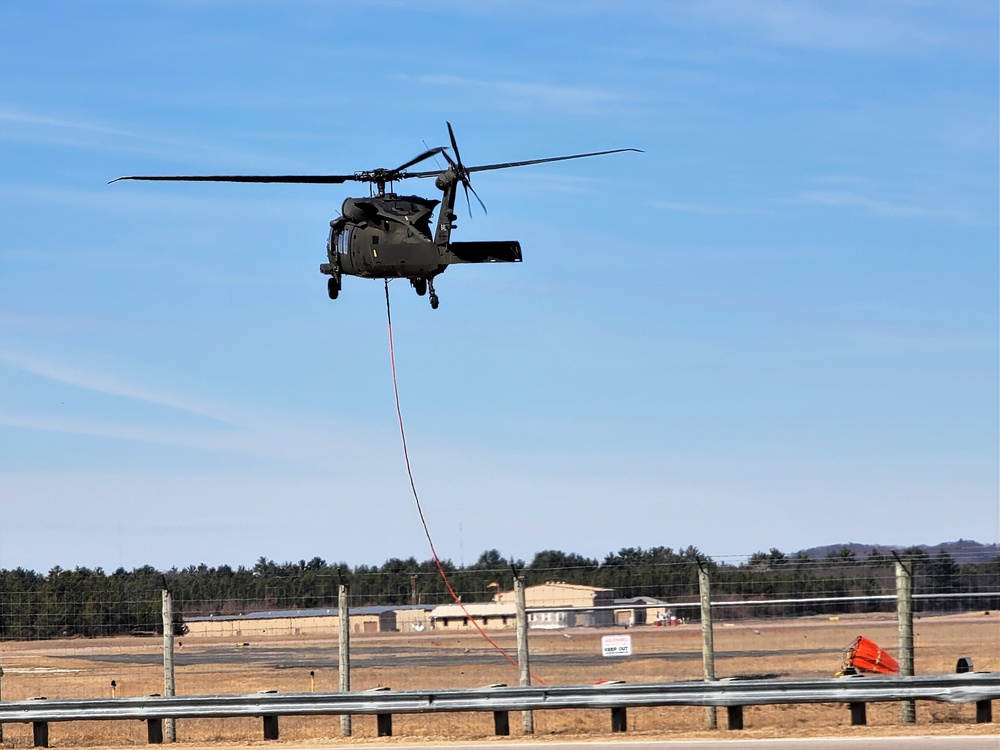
[111,123,640,309]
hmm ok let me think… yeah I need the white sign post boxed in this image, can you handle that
[601,634,632,657]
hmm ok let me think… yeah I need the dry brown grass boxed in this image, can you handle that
[0,611,996,747]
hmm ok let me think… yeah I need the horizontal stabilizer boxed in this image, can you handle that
[447,240,522,264]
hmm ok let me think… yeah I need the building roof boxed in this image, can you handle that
[534,582,613,593]
[430,603,517,619]
[613,596,669,606]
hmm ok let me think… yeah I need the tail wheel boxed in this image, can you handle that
[327,277,340,300]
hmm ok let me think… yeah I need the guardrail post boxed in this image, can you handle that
[485,684,510,736]
[494,708,510,736]
[32,721,49,748]
[377,712,392,736]
[262,715,279,740]
[849,702,867,726]
[258,691,279,740]
[976,700,993,724]
[147,718,164,744]
[368,686,392,737]
[145,694,164,744]
[726,705,744,730]
[610,706,627,732]
[30,697,48,748]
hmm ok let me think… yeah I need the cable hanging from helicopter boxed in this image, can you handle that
[111,123,641,310]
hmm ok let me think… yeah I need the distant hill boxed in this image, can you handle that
[795,539,1000,564]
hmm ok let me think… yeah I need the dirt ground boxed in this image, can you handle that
[0,610,996,747]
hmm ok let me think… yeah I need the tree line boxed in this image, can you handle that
[0,546,996,641]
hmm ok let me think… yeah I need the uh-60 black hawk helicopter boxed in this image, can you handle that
[111,123,640,309]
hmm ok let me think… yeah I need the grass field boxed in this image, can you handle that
[0,610,996,747]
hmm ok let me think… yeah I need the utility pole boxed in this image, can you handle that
[894,555,915,723]
[513,572,534,734]
[698,560,717,730]
[162,588,176,742]
[338,580,351,737]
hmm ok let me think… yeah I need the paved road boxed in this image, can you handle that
[305,739,997,750]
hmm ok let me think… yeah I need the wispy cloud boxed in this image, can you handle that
[0,107,139,138]
[0,104,301,170]
[0,350,231,425]
[689,0,945,54]
[0,349,390,466]
[652,200,782,216]
[833,322,995,354]
[0,412,240,454]
[797,190,976,223]
[402,74,625,115]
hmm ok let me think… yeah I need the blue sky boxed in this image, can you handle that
[1,1,996,574]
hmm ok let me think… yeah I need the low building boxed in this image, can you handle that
[429,602,516,630]
[184,604,434,638]
[613,596,669,626]
[496,582,616,628]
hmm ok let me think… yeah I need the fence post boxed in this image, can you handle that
[895,557,915,723]
[338,582,351,737]
[162,589,176,742]
[698,561,718,730]
[514,575,534,735]
[0,664,4,743]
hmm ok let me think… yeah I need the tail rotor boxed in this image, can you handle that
[444,121,487,216]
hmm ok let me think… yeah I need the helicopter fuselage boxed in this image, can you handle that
[320,173,522,307]
[325,195,446,281]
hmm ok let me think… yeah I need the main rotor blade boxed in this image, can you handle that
[464,148,643,174]
[403,147,642,179]
[391,145,447,174]
[109,174,357,184]
[446,122,463,170]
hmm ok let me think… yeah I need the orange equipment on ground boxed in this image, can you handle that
[839,635,900,675]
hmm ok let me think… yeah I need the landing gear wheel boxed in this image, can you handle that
[412,278,427,297]
[327,277,340,300]
[427,279,439,309]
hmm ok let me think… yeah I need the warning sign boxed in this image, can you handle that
[601,634,632,657]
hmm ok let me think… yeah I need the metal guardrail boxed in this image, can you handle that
[0,673,996,723]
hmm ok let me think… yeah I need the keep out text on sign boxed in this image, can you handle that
[601,634,632,657]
